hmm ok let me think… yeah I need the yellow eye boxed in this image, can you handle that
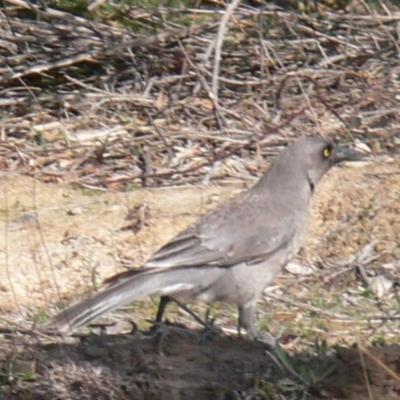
[323,147,331,158]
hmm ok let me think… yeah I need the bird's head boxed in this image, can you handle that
[295,137,366,191]
[259,137,368,195]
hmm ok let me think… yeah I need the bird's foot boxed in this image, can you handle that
[247,329,277,347]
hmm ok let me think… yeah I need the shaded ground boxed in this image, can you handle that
[1,153,400,399]
[2,330,400,400]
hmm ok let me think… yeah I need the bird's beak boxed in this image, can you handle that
[332,142,370,164]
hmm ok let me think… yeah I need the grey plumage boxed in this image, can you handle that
[50,137,363,339]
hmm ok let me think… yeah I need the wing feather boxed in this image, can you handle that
[146,191,296,269]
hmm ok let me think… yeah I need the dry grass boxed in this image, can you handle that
[1,0,400,188]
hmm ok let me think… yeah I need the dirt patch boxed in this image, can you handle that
[0,174,241,311]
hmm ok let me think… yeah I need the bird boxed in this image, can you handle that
[49,137,364,342]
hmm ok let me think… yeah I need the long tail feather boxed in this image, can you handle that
[50,266,222,333]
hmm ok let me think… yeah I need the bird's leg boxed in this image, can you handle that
[238,303,276,347]
[156,296,202,326]
[238,303,256,337]
[170,299,220,333]
[204,306,217,327]
[154,296,220,337]
[155,295,172,323]
[148,296,174,337]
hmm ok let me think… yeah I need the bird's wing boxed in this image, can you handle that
[145,192,296,269]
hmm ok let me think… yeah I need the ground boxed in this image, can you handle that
[1,152,400,399]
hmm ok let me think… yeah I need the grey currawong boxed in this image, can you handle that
[50,137,364,342]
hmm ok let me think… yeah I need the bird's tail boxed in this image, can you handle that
[49,266,222,333]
